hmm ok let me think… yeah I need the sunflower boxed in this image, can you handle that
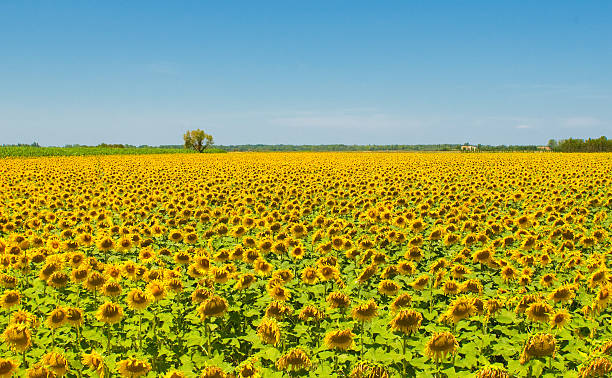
[66,307,84,327]
[441,296,476,324]
[10,310,38,328]
[257,317,281,345]
[378,280,400,296]
[319,265,340,282]
[351,299,378,322]
[299,305,324,322]
[47,307,67,329]
[472,248,494,264]
[525,302,553,323]
[404,246,423,262]
[168,229,183,243]
[276,348,311,372]
[174,251,191,265]
[254,258,274,276]
[116,357,151,377]
[200,366,227,378]
[425,331,458,362]
[146,280,167,301]
[70,267,89,283]
[548,285,576,303]
[390,309,422,335]
[0,357,19,378]
[520,333,556,364]
[327,292,351,309]
[41,352,69,376]
[26,364,56,378]
[550,310,571,330]
[500,266,518,282]
[397,261,416,276]
[96,302,124,324]
[540,273,556,288]
[127,288,152,311]
[101,281,123,297]
[357,265,377,284]
[197,295,228,320]
[595,286,611,309]
[266,301,292,319]
[324,329,354,350]
[475,366,509,378]
[96,235,114,251]
[410,275,430,291]
[0,290,20,310]
[165,371,187,378]
[84,271,106,292]
[268,285,291,301]
[2,323,32,352]
[578,357,612,378]
[0,274,18,288]
[235,273,256,290]
[442,280,460,295]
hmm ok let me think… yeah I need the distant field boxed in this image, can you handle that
[0,146,226,158]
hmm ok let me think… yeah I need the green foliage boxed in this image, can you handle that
[552,136,612,152]
[183,129,214,152]
[0,146,226,158]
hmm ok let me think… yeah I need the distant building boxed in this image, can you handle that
[461,145,478,151]
[537,146,552,151]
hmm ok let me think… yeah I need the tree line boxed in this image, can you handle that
[548,136,612,152]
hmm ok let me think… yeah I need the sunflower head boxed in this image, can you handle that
[276,348,311,372]
[351,299,378,322]
[525,302,553,323]
[41,351,69,376]
[0,290,20,309]
[96,302,124,324]
[0,357,19,377]
[425,331,458,362]
[197,295,228,320]
[117,357,151,378]
[327,292,351,309]
[257,317,281,345]
[520,333,556,364]
[324,329,354,350]
[2,323,32,352]
[390,309,422,335]
[475,366,509,378]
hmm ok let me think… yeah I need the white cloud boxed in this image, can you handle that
[515,124,531,129]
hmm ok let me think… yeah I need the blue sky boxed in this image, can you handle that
[1,1,611,146]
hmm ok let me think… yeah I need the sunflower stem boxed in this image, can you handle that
[403,334,408,377]
[106,324,112,351]
[138,312,143,351]
[205,318,211,356]
[360,321,365,357]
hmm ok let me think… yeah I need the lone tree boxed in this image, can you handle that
[183,129,214,152]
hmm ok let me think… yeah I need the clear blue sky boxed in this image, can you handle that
[1,1,611,146]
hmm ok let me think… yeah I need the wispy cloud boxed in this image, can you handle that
[269,111,418,131]
[515,124,531,129]
[563,117,602,128]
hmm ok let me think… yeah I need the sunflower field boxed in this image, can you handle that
[0,152,611,378]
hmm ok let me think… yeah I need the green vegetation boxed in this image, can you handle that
[183,129,215,152]
[549,136,612,152]
[0,146,225,158]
